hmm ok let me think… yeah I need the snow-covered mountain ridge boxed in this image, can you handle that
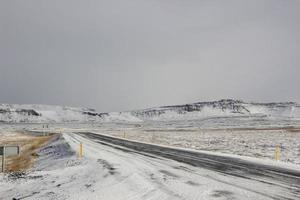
[1,99,300,123]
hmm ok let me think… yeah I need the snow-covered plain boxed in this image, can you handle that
[99,125,300,165]
[2,120,299,165]
[1,132,298,200]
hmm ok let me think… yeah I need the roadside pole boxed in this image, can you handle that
[275,145,281,161]
[43,125,45,136]
[2,146,5,173]
[79,143,83,158]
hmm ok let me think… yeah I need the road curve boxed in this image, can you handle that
[76,132,300,200]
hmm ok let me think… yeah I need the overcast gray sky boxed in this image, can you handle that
[0,0,300,112]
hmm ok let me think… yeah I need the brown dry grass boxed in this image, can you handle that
[1,134,57,172]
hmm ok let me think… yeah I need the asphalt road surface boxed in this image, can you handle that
[76,132,300,200]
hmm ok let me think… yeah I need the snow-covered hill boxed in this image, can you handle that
[130,99,300,121]
[0,104,103,123]
[1,99,300,123]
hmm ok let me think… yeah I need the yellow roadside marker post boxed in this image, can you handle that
[275,145,281,161]
[79,143,83,158]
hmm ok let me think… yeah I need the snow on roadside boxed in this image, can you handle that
[0,135,94,200]
[101,128,300,165]
[0,132,286,200]
[63,133,282,200]
[81,131,300,172]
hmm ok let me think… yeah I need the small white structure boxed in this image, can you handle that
[0,146,20,172]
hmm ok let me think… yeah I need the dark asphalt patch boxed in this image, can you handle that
[211,190,235,199]
[12,191,40,200]
[159,170,180,178]
[185,181,200,186]
[97,159,118,175]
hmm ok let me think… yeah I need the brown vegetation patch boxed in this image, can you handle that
[1,133,57,172]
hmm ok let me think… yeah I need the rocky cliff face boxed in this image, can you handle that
[128,99,300,121]
[131,99,251,118]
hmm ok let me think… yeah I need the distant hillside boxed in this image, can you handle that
[1,99,300,123]
[0,104,100,123]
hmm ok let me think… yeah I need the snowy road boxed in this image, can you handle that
[65,132,300,200]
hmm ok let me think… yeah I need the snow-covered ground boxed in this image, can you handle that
[1,133,298,200]
[1,99,300,199]
[2,122,299,165]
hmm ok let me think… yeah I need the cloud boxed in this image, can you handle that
[0,0,300,112]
